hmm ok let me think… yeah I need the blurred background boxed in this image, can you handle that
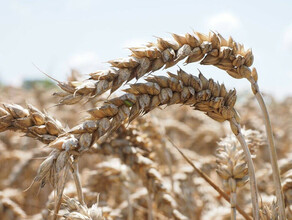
[0,0,292,98]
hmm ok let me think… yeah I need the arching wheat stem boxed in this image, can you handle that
[255,89,285,218]
[249,78,285,219]
[234,122,260,220]
[71,160,85,206]
[59,69,259,217]
[51,30,283,217]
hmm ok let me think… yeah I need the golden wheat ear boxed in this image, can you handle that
[52,31,254,105]
[216,129,260,220]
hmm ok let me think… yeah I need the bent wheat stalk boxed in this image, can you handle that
[50,29,283,218]
[230,119,260,219]
[249,78,285,219]
[56,69,259,218]
[50,30,283,217]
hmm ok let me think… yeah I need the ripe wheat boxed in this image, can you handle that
[0,28,290,220]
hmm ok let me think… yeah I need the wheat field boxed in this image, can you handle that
[0,31,291,220]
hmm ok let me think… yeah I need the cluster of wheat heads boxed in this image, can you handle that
[49,31,284,219]
[0,30,290,220]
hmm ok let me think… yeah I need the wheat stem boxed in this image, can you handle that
[255,90,285,219]
[53,164,69,220]
[71,160,85,206]
[235,126,260,220]
[126,187,134,220]
[147,193,153,220]
[229,179,237,220]
[248,79,286,219]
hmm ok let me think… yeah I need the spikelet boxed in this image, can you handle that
[216,144,249,189]
[216,129,260,184]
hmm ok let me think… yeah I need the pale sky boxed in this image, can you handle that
[1,0,292,98]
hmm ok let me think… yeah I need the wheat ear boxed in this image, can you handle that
[53,31,253,105]
[216,132,252,220]
[67,69,240,148]
[49,30,283,216]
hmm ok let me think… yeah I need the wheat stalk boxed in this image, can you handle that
[246,74,285,219]
[166,136,252,220]
[49,29,284,218]
[57,69,258,218]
